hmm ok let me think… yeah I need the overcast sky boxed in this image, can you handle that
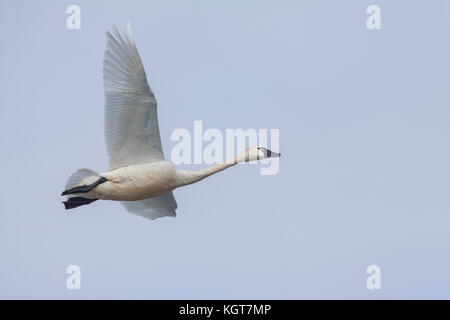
[1,0,449,299]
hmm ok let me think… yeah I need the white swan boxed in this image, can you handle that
[62,23,280,220]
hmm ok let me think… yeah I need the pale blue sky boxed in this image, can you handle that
[0,0,449,299]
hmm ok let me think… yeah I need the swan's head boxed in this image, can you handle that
[244,146,281,162]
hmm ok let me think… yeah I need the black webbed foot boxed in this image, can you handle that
[61,177,108,196]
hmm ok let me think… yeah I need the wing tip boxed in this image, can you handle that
[106,23,136,46]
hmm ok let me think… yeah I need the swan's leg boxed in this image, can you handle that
[63,197,98,209]
[61,177,108,196]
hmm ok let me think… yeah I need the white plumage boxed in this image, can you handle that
[62,23,280,220]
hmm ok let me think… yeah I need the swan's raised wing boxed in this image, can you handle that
[121,192,177,220]
[103,23,164,170]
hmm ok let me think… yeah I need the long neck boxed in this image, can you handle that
[175,152,247,187]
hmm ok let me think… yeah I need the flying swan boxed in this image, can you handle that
[61,23,280,220]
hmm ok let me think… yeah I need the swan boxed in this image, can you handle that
[61,23,280,220]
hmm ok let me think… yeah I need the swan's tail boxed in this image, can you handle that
[62,168,105,210]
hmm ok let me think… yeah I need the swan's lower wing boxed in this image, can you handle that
[121,192,177,220]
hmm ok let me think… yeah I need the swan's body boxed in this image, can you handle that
[62,23,280,220]
[91,161,178,201]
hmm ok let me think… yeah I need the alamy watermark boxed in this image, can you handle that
[66,265,81,290]
[66,5,81,30]
[366,5,381,30]
[366,265,381,290]
[170,121,280,175]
